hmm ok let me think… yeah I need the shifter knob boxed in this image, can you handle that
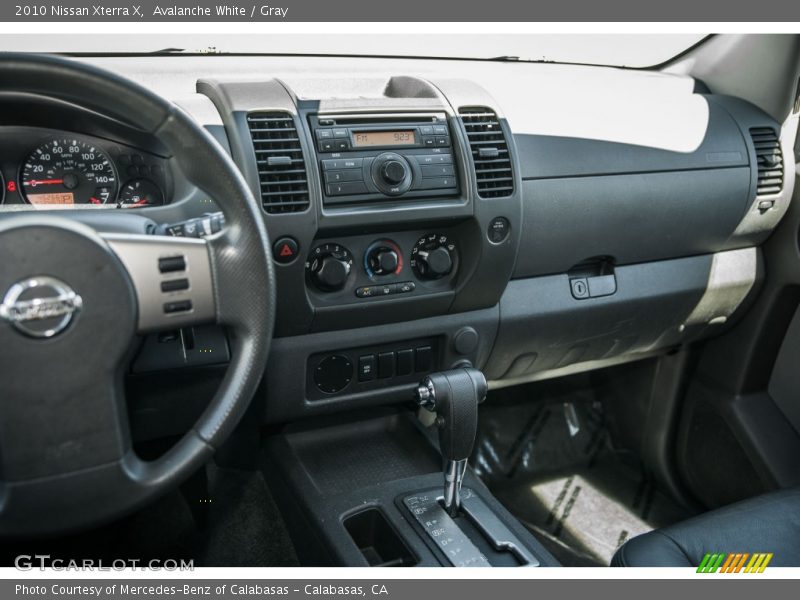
[416,367,487,516]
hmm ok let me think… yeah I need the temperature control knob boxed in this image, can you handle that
[307,243,354,292]
[365,239,404,278]
[411,234,458,280]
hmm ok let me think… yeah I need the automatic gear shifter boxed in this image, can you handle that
[416,367,488,516]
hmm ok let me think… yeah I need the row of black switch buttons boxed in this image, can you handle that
[318,139,350,153]
[356,281,415,298]
[358,346,432,381]
[421,136,450,148]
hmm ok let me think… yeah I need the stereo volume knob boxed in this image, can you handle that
[381,160,407,185]
[371,153,412,196]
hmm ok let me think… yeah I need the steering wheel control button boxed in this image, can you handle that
[0,276,82,339]
[488,217,511,244]
[358,355,376,382]
[570,278,590,299]
[314,354,353,394]
[163,300,193,314]
[160,278,190,293]
[158,255,186,273]
[273,237,299,264]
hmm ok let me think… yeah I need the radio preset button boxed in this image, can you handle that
[325,170,364,183]
[327,181,369,196]
[422,164,455,177]
[322,158,363,170]
[418,177,456,190]
[418,154,453,165]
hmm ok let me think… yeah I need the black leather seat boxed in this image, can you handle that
[612,487,800,567]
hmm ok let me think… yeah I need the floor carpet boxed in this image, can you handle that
[472,390,692,566]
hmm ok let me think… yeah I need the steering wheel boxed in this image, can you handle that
[0,53,275,536]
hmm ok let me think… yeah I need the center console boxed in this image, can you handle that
[261,367,558,567]
[197,75,523,422]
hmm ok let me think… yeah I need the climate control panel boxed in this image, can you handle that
[305,230,460,303]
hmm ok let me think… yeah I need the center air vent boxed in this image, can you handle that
[459,107,514,198]
[750,127,784,197]
[247,112,309,213]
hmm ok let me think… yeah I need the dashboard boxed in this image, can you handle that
[0,127,172,208]
[0,53,796,434]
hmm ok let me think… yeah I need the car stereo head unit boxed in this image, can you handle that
[310,113,460,205]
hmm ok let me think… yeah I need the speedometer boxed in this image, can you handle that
[20,138,117,206]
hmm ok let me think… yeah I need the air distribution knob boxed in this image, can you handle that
[381,160,407,185]
[417,246,453,278]
[310,255,351,291]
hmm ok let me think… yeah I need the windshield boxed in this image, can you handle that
[0,34,706,68]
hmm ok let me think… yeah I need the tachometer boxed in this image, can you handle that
[20,139,117,206]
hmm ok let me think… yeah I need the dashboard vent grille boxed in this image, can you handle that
[459,107,514,198]
[750,127,784,197]
[247,112,309,213]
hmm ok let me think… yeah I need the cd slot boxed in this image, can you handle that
[319,113,446,126]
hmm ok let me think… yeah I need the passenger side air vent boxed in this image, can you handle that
[459,107,514,198]
[247,112,310,213]
[750,127,784,197]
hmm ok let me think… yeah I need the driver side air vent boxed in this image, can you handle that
[247,112,310,213]
[459,107,514,198]
[750,127,784,197]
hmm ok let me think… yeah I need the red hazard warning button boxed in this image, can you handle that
[272,237,299,264]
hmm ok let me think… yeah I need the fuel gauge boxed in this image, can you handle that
[118,179,163,207]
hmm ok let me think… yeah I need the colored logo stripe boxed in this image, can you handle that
[697,553,772,573]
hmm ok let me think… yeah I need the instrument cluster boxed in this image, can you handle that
[0,128,170,209]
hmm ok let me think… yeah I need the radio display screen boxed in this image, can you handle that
[352,130,416,147]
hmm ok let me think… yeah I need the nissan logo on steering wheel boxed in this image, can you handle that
[0,276,83,338]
